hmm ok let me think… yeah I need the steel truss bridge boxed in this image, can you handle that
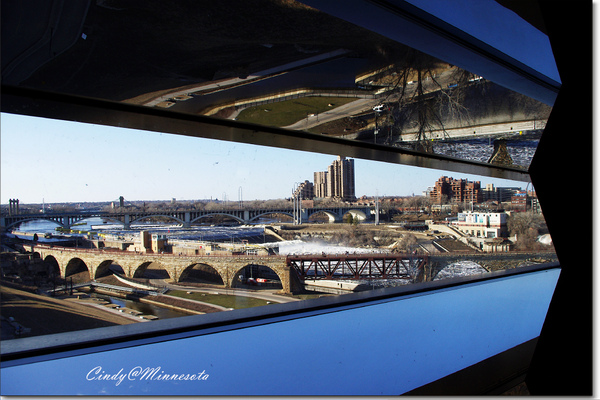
[286,253,428,281]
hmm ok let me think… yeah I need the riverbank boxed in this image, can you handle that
[94,274,228,313]
[0,282,136,340]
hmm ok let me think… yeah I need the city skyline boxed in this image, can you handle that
[1,113,529,205]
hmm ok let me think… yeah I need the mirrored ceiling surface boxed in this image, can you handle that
[2,0,556,170]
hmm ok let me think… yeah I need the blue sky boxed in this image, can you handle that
[1,113,527,204]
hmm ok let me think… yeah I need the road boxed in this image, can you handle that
[2,0,91,85]
[282,68,459,131]
[138,49,350,107]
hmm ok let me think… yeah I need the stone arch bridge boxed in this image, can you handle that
[33,245,294,293]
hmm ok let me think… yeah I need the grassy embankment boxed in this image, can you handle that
[235,96,357,127]
[167,290,273,309]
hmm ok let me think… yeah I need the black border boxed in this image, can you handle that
[524,1,593,395]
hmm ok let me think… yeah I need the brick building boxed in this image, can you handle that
[511,191,528,211]
[429,176,482,204]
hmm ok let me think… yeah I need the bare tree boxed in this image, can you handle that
[507,212,544,250]
[392,233,418,253]
[382,47,479,150]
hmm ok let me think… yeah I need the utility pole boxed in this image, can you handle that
[375,191,380,225]
[293,183,302,225]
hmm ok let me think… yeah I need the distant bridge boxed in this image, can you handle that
[29,245,424,295]
[1,205,372,230]
[398,119,545,142]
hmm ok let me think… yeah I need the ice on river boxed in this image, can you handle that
[434,260,487,281]
[277,240,386,256]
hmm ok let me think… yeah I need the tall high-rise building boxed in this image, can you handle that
[314,156,355,201]
[293,180,314,200]
[314,171,328,198]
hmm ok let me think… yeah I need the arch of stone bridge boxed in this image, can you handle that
[41,254,61,278]
[38,251,84,279]
[248,211,294,223]
[131,260,174,281]
[342,209,368,221]
[229,263,284,288]
[64,257,91,281]
[307,210,339,223]
[7,217,64,230]
[177,259,290,292]
[94,259,126,279]
[179,263,225,285]
[70,216,124,228]
[190,213,244,224]
[130,215,185,226]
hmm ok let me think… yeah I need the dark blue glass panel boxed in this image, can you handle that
[1,268,559,396]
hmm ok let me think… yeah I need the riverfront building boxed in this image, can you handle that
[451,211,508,238]
[314,156,355,201]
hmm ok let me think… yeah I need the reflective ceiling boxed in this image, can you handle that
[2,0,556,170]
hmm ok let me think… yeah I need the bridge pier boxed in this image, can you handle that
[62,216,71,230]
[123,214,131,229]
[183,212,191,228]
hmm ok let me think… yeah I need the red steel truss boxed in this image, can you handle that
[286,253,428,281]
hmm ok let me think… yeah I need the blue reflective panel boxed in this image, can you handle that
[405,0,560,84]
[1,268,559,396]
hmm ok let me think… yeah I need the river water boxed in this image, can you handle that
[12,218,266,242]
[92,294,189,320]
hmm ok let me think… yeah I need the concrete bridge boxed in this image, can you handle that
[398,120,545,142]
[32,245,295,293]
[1,206,372,230]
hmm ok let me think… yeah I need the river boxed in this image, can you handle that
[12,218,267,242]
[92,294,190,320]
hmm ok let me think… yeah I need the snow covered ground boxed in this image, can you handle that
[433,260,487,280]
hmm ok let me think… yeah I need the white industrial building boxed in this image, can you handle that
[451,211,508,239]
